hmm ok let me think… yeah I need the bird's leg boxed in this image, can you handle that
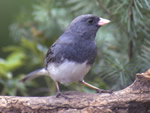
[79,80,113,93]
[55,81,68,99]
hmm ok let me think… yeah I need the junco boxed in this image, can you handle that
[21,14,111,98]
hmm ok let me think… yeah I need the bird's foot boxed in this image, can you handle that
[56,91,69,99]
[96,89,113,94]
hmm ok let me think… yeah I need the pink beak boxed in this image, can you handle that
[98,18,111,26]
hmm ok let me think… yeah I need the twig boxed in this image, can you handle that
[96,0,112,16]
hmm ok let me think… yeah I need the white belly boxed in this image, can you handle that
[47,60,91,84]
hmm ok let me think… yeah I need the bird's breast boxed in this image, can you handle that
[47,60,91,84]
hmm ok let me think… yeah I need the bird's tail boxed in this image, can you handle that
[21,68,48,82]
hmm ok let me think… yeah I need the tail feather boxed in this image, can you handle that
[21,68,48,82]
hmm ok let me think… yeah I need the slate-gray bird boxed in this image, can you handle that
[21,14,111,98]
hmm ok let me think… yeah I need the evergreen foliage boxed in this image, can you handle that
[0,0,150,96]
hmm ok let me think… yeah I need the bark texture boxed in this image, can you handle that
[1,69,150,113]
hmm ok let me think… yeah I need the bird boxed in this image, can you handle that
[21,14,111,98]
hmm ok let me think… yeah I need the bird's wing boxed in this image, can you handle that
[44,36,74,68]
[45,42,59,67]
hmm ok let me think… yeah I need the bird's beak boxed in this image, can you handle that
[98,18,111,26]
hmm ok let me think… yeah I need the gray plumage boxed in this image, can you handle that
[45,14,100,67]
[21,68,48,82]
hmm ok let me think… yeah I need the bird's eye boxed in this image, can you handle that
[87,18,94,24]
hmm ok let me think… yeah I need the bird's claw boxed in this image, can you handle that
[56,91,69,99]
[96,89,113,94]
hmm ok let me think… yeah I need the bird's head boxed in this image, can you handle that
[66,14,110,40]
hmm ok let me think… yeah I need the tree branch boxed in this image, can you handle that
[1,69,150,113]
[128,0,134,60]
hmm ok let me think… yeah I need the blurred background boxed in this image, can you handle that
[0,0,150,96]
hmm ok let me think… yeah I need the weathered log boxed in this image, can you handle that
[1,69,150,113]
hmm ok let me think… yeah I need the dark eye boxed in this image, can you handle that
[87,18,94,24]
